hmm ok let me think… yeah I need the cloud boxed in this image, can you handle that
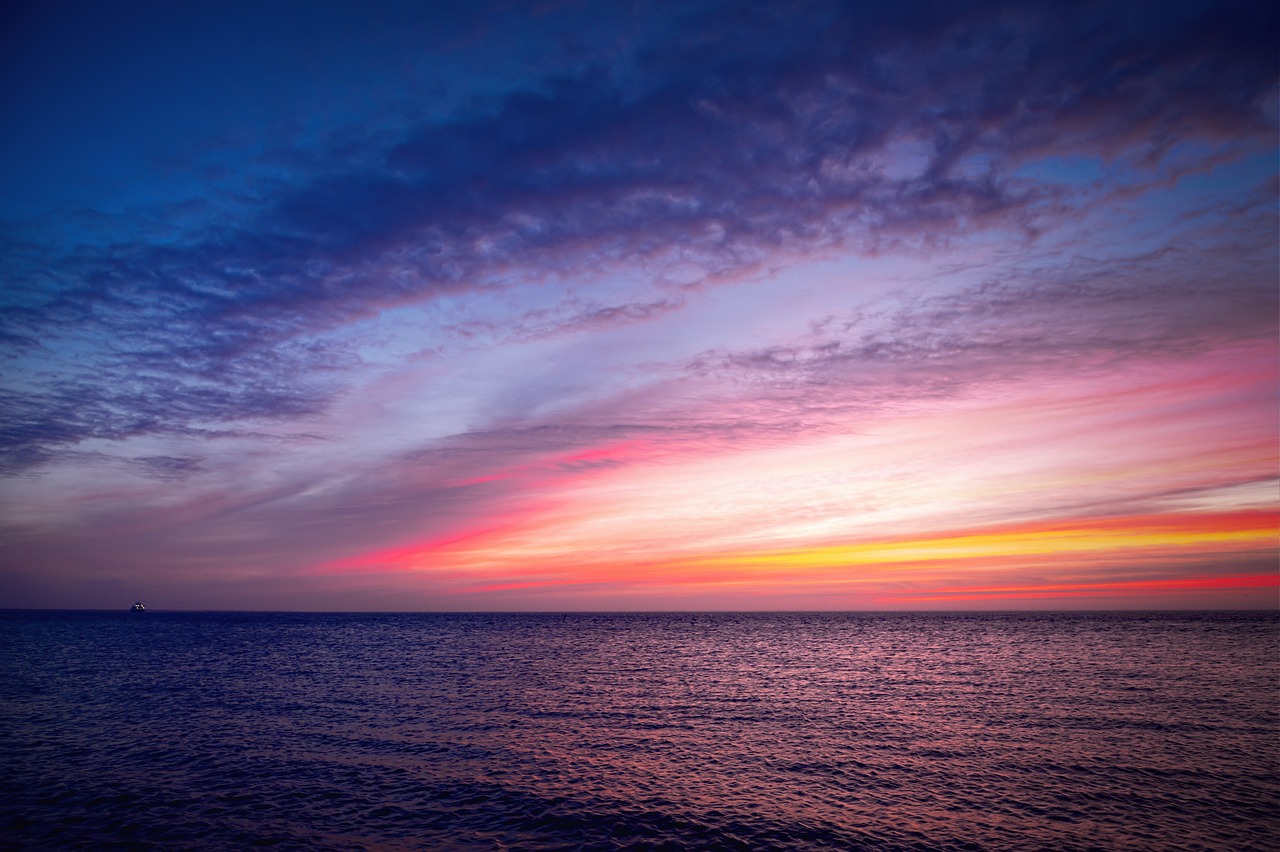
[692,217,1278,412]
[1,0,1275,472]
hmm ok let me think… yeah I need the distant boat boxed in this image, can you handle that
[130,602,146,612]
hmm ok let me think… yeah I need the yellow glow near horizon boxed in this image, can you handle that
[672,511,1279,574]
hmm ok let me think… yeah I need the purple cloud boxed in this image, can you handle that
[0,0,1275,477]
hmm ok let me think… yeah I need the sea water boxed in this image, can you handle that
[1,611,1276,850]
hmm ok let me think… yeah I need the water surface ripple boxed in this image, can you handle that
[1,611,1276,850]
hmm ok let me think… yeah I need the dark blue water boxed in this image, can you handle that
[1,611,1276,850]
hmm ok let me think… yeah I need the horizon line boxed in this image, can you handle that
[4,607,1277,615]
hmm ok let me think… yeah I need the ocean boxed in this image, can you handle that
[1,611,1276,850]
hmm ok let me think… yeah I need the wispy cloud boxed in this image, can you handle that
[3,0,1273,473]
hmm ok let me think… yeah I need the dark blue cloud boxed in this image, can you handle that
[0,0,1275,472]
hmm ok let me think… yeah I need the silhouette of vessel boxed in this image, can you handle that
[130,602,146,612]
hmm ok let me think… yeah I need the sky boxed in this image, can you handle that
[0,0,1276,611]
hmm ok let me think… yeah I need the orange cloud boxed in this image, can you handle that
[886,572,1278,604]
[655,509,1277,575]
[321,505,1277,609]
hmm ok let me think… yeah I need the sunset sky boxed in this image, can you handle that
[1,0,1276,611]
